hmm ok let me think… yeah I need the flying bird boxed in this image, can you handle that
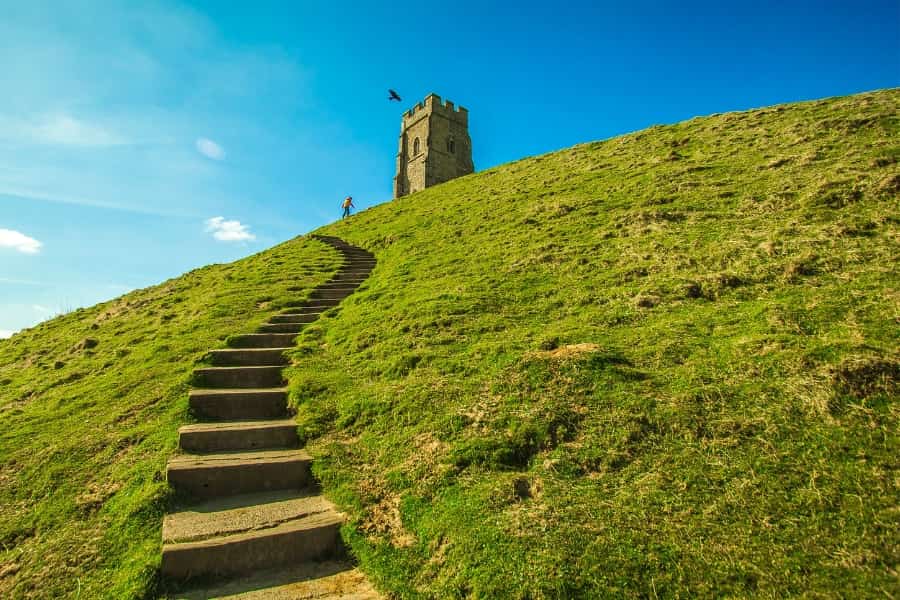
[388,89,402,102]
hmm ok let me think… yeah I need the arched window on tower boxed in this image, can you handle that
[413,137,420,155]
[447,137,455,154]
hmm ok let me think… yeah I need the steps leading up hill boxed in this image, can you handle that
[162,235,379,597]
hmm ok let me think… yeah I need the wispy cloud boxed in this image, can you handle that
[205,216,255,242]
[32,304,52,314]
[0,113,127,147]
[0,228,42,254]
[0,276,45,285]
[0,189,194,219]
[0,4,307,223]
[196,138,225,160]
[0,329,14,339]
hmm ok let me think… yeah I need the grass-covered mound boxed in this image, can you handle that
[0,238,341,598]
[293,89,899,597]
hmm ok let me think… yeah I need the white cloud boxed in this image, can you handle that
[205,216,255,242]
[32,304,52,314]
[0,228,42,254]
[196,137,225,160]
[0,329,14,339]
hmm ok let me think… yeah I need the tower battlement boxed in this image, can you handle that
[393,93,474,198]
[402,94,468,124]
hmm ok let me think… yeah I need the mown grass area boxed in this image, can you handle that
[0,237,341,599]
[291,89,899,597]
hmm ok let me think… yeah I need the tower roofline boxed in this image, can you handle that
[402,93,468,122]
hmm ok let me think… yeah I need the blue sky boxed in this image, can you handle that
[1,0,898,337]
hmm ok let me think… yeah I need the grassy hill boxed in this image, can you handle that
[0,240,341,598]
[1,88,898,598]
[298,89,898,598]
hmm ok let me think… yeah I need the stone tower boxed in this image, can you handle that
[393,93,474,198]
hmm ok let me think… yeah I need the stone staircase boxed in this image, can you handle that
[161,235,379,597]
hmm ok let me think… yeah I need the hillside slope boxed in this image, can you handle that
[294,89,899,597]
[0,89,896,599]
[0,238,342,598]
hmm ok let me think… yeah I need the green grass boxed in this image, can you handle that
[291,89,899,598]
[0,238,341,598]
[2,88,898,598]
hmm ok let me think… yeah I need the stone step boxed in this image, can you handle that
[174,561,379,600]
[317,282,361,289]
[167,448,312,499]
[194,366,284,389]
[189,388,288,421]
[161,491,342,579]
[276,307,330,317]
[285,298,341,308]
[278,308,333,317]
[229,333,296,348]
[269,313,321,324]
[337,265,373,272]
[179,419,299,452]
[328,276,367,284]
[304,296,346,304]
[310,288,355,300]
[257,322,305,334]
[209,348,289,367]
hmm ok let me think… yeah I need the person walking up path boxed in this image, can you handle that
[341,196,355,219]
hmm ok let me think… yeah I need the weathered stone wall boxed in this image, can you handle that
[393,93,474,198]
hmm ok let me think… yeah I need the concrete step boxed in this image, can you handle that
[189,388,288,421]
[317,282,361,289]
[284,298,341,309]
[277,307,330,317]
[278,307,334,316]
[269,313,321,324]
[310,287,355,300]
[330,271,369,278]
[337,265,373,272]
[167,448,312,499]
[194,366,284,389]
[174,561,379,600]
[316,286,362,294]
[161,491,342,579]
[257,322,305,334]
[209,348,289,367]
[229,333,296,348]
[179,419,299,452]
